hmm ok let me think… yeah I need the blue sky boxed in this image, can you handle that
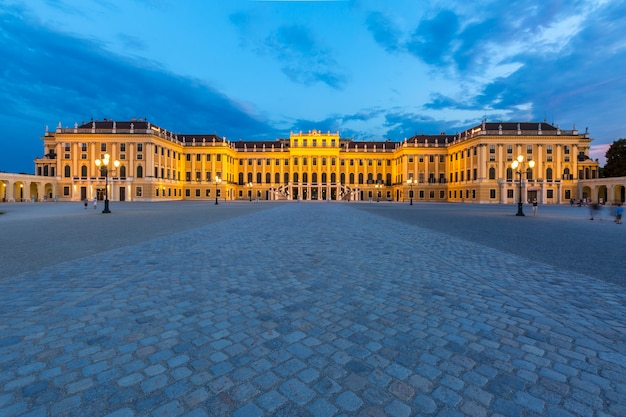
[1,0,624,173]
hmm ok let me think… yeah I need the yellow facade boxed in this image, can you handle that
[32,119,599,204]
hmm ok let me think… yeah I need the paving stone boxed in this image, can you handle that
[2,203,626,417]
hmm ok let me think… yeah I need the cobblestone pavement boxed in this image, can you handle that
[1,203,625,416]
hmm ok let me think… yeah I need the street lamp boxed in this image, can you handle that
[407,178,416,205]
[214,176,222,205]
[247,182,253,201]
[95,153,120,214]
[375,182,383,202]
[511,155,535,216]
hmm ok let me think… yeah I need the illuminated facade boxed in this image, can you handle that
[27,119,602,204]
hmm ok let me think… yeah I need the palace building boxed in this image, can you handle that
[27,118,600,205]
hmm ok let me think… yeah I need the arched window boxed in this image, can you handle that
[340,173,345,184]
[294,172,299,183]
[489,167,496,180]
[120,165,126,179]
[563,168,570,180]
[43,166,49,176]
[284,173,289,184]
[64,165,71,178]
[256,172,262,184]
[349,173,354,184]
[321,173,327,184]
[358,173,364,184]
[238,172,244,185]
[312,173,318,184]
[247,172,253,183]
[275,173,280,184]
[506,168,513,181]
[367,173,373,183]
[136,165,143,178]
[81,165,88,177]
[526,168,533,180]
[377,173,383,182]
[266,172,271,184]
[330,173,336,183]
[386,173,392,186]
[303,173,308,183]
[546,167,553,180]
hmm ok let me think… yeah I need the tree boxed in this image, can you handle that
[603,138,626,177]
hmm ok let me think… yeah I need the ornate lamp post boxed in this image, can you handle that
[375,182,383,202]
[511,155,535,216]
[247,182,253,202]
[95,153,120,214]
[214,176,222,205]
[407,178,416,205]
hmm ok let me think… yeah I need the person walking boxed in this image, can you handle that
[532,198,538,216]
[93,197,97,209]
[616,204,623,224]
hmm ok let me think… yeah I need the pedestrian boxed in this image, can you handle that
[532,198,538,216]
[84,199,88,209]
[616,204,623,224]
[93,197,97,209]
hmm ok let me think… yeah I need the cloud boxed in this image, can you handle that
[230,13,349,90]
[405,10,460,66]
[0,7,276,137]
[264,24,349,89]
[365,11,401,53]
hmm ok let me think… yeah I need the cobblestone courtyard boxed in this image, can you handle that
[1,202,625,416]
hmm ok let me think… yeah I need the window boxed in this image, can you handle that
[63,186,70,196]
[186,154,191,161]
[81,165,87,177]
[547,190,554,199]
[294,157,298,166]
[101,143,106,151]
[312,139,317,147]
[547,145,552,154]
[527,145,533,154]
[409,156,414,163]
[257,159,262,166]
[507,145,513,154]
[419,155,424,163]
[120,144,126,152]
[81,143,87,152]
[196,189,200,197]
[196,172,201,181]
[489,167,496,180]
[196,154,201,162]
[546,168,553,181]
[507,189,514,198]
[312,158,317,166]
[490,189,496,199]
[429,155,434,163]
[216,155,221,161]
[186,172,191,181]
[185,189,190,197]
[564,145,570,154]
[207,154,211,161]
[137,165,143,178]
[64,166,71,177]
[137,144,143,152]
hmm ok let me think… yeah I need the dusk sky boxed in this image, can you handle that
[1,0,625,173]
